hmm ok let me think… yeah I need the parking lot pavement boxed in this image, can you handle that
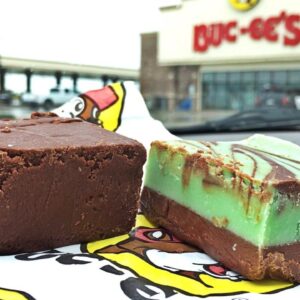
[0,103,235,129]
[151,110,236,129]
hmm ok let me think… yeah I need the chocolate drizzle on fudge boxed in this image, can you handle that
[176,140,300,210]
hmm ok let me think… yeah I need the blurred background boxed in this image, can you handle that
[0,0,156,118]
[1,0,300,131]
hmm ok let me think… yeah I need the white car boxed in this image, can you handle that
[21,88,79,109]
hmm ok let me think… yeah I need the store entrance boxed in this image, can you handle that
[202,70,300,111]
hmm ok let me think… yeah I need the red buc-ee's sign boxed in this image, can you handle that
[193,11,300,53]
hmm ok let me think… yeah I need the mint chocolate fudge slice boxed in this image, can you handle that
[0,112,146,254]
[141,134,300,282]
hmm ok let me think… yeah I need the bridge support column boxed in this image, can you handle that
[111,76,119,83]
[72,73,78,93]
[25,69,32,93]
[0,67,6,92]
[55,71,62,88]
[101,75,109,86]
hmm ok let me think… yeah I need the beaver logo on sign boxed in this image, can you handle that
[84,214,295,298]
[229,0,259,11]
[53,82,125,132]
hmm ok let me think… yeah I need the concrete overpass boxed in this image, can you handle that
[0,56,139,92]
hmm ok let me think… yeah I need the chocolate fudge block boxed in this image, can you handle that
[0,112,146,254]
[141,135,300,282]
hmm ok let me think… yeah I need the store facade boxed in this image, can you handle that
[140,0,300,112]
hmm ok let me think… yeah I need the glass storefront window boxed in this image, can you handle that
[202,73,215,109]
[241,72,256,110]
[257,71,271,82]
[288,71,300,89]
[215,73,227,109]
[202,69,300,110]
[215,73,226,82]
[273,71,287,88]
[228,72,240,110]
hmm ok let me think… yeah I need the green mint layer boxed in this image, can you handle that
[144,136,300,247]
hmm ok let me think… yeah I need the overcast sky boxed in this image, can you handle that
[0,0,160,70]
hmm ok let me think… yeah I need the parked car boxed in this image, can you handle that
[21,88,79,109]
[0,90,14,105]
[20,92,40,107]
[169,107,300,134]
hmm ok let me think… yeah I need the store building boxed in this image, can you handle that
[140,0,300,113]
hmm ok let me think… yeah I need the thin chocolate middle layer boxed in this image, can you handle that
[141,187,300,282]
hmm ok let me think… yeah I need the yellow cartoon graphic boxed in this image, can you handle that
[85,214,294,297]
[54,82,125,131]
[229,0,259,11]
[0,287,34,300]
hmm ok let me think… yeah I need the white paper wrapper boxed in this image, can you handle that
[0,81,298,300]
[53,81,178,150]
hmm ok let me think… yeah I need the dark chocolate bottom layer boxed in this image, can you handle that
[141,187,300,282]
